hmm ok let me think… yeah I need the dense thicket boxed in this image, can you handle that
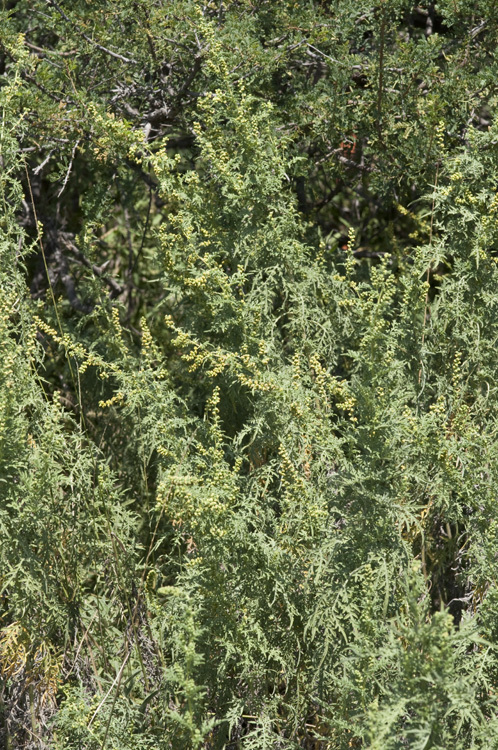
[2,1,498,747]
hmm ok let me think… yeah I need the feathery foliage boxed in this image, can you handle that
[2,1,498,747]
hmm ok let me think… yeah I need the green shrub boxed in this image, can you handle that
[2,2,498,747]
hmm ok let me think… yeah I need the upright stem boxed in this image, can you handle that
[377,7,386,144]
[418,162,440,385]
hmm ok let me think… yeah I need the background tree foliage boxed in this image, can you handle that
[2,0,498,747]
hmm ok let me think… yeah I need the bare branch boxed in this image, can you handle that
[57,139,80,198]
[33,150,54,176]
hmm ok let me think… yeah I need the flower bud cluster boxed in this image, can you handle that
[278,443,305,496]
[98,391,124,409]
[35,316,116,381]
[435,120,446,153]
